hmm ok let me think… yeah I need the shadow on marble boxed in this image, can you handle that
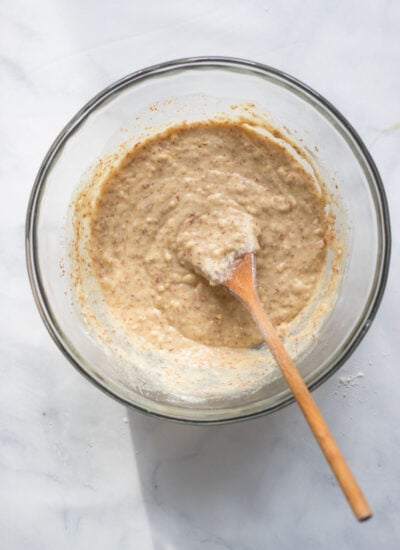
[127,401,316,550]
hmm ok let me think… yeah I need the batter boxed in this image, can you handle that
[87,120,328,357]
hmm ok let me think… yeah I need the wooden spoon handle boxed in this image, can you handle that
[248,290,372,521]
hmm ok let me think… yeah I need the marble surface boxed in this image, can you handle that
[1,1,399,548]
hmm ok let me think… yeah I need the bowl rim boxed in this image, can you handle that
[25,56,391,425]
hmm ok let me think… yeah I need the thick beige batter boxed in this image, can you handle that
[87,121,327,358]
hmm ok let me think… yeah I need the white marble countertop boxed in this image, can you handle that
[1,1,399,548]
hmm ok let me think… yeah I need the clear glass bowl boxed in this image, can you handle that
[26,57,391,424]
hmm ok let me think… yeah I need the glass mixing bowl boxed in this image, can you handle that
[26,57,391,423]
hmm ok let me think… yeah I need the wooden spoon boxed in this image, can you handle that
[224,252,372,521]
